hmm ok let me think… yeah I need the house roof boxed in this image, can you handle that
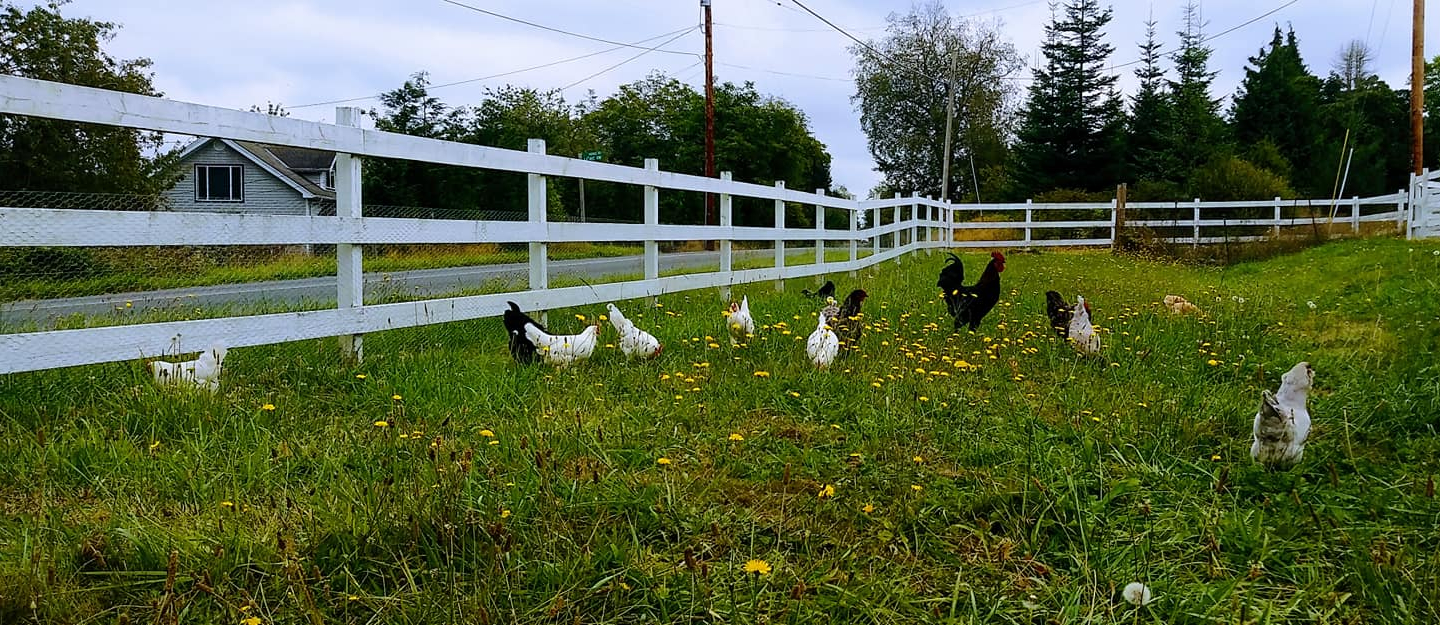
[264,145,336,172]
[176,137,336,200]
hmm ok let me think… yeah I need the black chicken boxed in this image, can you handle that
[832,289,868,350]
[937,251,1006,332]
[503,301,545,364]
[1044,290,1072,338]
[802,280,836,299]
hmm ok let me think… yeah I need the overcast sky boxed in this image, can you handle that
[34,0,1434,196]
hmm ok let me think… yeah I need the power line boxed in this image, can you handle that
[717,62,850,82]
[559,27,700,91]
[439,0,695,56]
[1108,0,1304,72]
[718,0,1044,33]
[786,0,938,81]
[291,26,697,109]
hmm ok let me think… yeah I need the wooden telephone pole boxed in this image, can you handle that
[703,0,716,234]
[1413,0,1425,175]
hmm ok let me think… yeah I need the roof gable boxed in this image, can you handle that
[174,137,336,200]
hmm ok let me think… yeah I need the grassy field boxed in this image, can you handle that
[1,237,1438,624]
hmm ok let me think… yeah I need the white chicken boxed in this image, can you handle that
[606,303,661,358]
[725,295,755,345]
[150,341,227,392]
[1250,361,1315,468]
[805,304,839,369]
[524,322,600,367]
[1163,294,1200,315]
[1067,295,1101,355]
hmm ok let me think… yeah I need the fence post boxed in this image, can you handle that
[774,181,786,292]
[924,200,934,256]
[893,194,903,265]
[643,158,660,305]
[335,106,364,362]
[814,188,826,268]
[1272,196,1282,237]
[1351,196,1360,233]
[527,139,550,325]
[910,192,921,258]
[1192,198,1201,248]
[1112,183,1126,251]
[719,171,733,302]
[1024,199,1033,249]
[872,206,880,260]
[1397,187,1407,234]
[848,204,859,277]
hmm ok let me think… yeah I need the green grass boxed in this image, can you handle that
[1,238,1438,624]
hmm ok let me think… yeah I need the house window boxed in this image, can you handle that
[195,164,244,202]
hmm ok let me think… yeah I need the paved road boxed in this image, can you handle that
[1,248,795,324]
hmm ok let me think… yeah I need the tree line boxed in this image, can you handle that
[854,0,1434,203]
[361,72,835,227]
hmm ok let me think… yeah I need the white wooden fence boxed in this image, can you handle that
[0,75,1414,374]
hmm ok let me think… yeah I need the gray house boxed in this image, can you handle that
[167,138,336,215]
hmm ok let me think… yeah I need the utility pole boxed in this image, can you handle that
[1413,0,1425,175]
[703,0,717,237]
[940,51,957,203]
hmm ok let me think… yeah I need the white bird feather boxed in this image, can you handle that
[1068,295,1101,355]
[150,341,227,392]
[726,295,755,345]
[1250,361,1314,468]
[606,303,661,358]
[805,311,839,368]
[524,322,599,367]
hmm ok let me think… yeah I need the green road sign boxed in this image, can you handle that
[580,151,603,161]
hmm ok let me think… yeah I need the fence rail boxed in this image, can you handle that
[0,74,1417,374]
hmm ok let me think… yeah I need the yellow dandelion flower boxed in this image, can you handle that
[729,433,744,441]
[753,371,770,378]
[1211,454,1221,461]
[241,617,261,625]
[862,504,874,514]
[220,500,235,509]
[912,455,924,464]
[911,485,923,492]
[374,420,389,428]
[261,403,276,411]
[818,484,836,499]
[743,559,772,575]
[657,457,672,465]
[918,396,930,402]
[392,394,403,400]
[1207,359,1220,366]
[355,374,367,379]
[149,441,161,450]
[599,314,607,322]
[488,440,500,446]
[575,314,586,322]
[501,509,512,518]
[479,429,495,438]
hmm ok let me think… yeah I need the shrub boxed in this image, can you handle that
[1188,156,1296,202]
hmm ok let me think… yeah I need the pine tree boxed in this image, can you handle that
[1230,27,1321,192]
[1127,16,1175,184]
[1015,0,1122,193]
[1164,1,1226,176]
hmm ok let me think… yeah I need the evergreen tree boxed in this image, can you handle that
[1230,27,1321,193]
[1165,1,1227,178]
[1014,0,1122,193]
[1128,15,1175,184]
